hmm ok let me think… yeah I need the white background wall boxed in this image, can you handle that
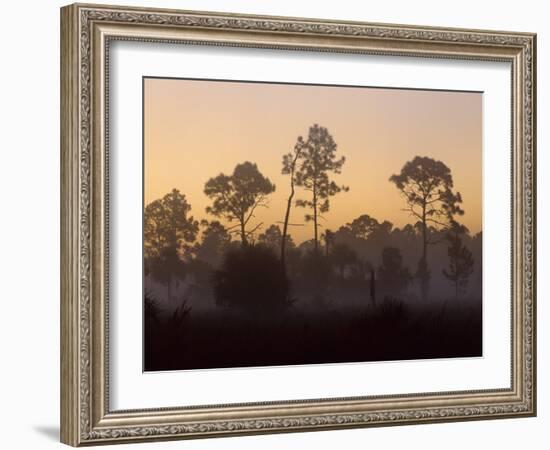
[0,1,546,448]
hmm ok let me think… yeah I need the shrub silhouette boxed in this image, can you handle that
[144,291,192,371]
[213,244,290,312]
[144,291,161,327]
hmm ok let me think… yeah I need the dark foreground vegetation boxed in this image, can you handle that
[145,294,482,371]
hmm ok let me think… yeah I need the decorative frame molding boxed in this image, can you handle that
[60,3,536,446]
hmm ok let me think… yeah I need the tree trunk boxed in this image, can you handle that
[313,185,319,254]
[281,147,302,272]
[421,204,428,264]
[370,269,376,306]
[420,205,429,299]
[240,220,247,246]
[281,176,295,271]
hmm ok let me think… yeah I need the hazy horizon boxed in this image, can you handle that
[144,77,482,244]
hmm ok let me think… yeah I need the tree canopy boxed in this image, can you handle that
[294,124,348,253]
[144,188,199,260]
[204,161,275,245]
[144,189,199,299]
[390,156,463,298]
[389,156,463,230]
[258,224,295,255]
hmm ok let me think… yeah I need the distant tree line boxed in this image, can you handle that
[144,123,477,311]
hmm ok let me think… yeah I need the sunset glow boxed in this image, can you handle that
[144,78,482,244]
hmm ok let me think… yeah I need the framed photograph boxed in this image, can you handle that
[60,3,537,446]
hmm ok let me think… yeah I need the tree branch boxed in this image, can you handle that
[245,222,264,237]
[426,217,449,227]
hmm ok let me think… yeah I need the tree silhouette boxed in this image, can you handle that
[389,156,463,299]
[144,189,199,301]
[330,242,358,279]
[294,124,348,254]
[258,224,295,255]
[204,162,275,246]
[345,214,380,240]
[377,246,411,296]
[144,188,199,260]
[345,214,393,247]
[281,136,305,271]
[331,215,394,271]
[442,221,474,299]
[193,220,231,268]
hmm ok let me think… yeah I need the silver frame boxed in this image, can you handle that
[61,3,536,446]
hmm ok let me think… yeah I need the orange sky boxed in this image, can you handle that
[144,78,482,244]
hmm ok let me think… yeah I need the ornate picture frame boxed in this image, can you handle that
[60,3,536,446]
